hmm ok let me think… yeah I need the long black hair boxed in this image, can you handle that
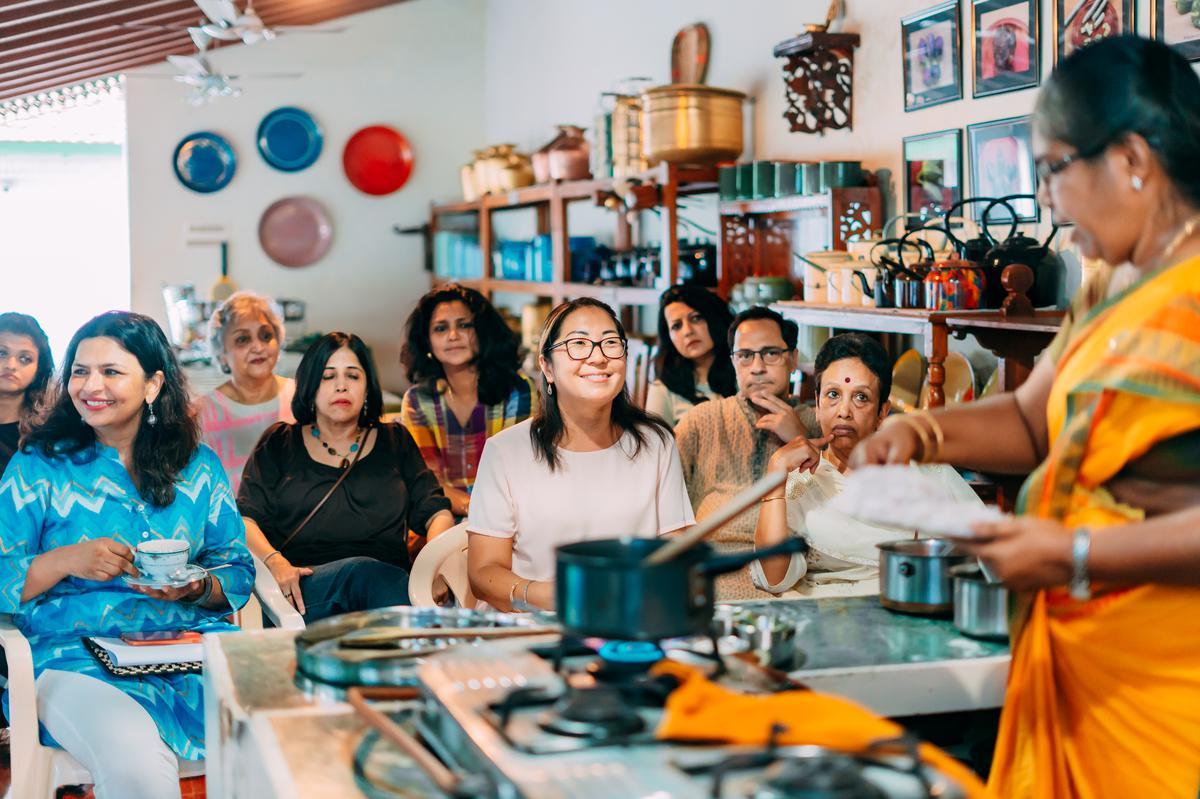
[25,312,198,507]
[1035,35,1200,208]
[291,332,384,427]
[400,284,523,406]
[531,297,671,471]
[0,312,55,435]
[654,285,736,404]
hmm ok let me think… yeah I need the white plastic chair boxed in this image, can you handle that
[0,554,301,799]
[408,522,475,608]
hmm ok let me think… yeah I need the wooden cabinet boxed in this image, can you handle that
[718,187,881,298]
[428,163,717,307]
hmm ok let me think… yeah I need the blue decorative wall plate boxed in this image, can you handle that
[173,132,236,193]
[256,106,323,172]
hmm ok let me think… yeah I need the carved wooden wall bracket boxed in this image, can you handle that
[772,32,861,135]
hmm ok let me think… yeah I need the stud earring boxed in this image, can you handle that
[1132,175,1144,191]
[146,401,157,426]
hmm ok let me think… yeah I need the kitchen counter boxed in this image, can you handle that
[203,597,1009,798]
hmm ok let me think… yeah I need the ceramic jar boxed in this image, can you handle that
[548,124,590,181]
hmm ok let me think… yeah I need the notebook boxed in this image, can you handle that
[84,636,203,677]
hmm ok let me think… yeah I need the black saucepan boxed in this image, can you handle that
[555,537,807,641]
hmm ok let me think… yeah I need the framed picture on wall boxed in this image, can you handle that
[972,0,1041,96]
[967,115,1040,222]
[1053,0,1135,64]
[1153,0,1200,61]
[904,129,964,226]
[903,1,963,111]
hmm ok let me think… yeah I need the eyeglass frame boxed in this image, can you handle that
[545,336,628,361]
[730,346,792,366]
[1034,131,1159,185]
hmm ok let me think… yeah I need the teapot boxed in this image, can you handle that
[893,226,939,309]
[981,195,1062,308]
[869,237,931,308]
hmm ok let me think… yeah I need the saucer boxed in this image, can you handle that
[124,564,207,590]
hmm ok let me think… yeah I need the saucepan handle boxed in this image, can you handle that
[699,538,808,577]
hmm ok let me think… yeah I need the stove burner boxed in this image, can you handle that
[751,755,886,799]
[537,685,647,739]
[588,640,664,682]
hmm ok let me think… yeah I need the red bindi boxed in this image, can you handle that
[844,377,851,383]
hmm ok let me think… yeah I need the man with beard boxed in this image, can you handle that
[675,306,821,600]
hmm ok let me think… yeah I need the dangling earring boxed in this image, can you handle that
[1131,175,1144,192]
[546,382,555,396]
[146,400,158,426]
[426,352,433,360]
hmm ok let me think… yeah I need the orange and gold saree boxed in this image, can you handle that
[989,256,1200,798]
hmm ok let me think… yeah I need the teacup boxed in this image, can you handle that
[135,539,190,582]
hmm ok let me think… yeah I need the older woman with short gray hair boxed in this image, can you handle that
[193,291,295,491]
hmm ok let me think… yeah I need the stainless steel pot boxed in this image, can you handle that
[640,84,745,165]
[951,563,1009,640]
[878,539,967,616]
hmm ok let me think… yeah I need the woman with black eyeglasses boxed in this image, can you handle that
[466,298,694,611]
[854,36,1200,797]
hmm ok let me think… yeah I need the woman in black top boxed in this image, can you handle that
[239,332,453,621]
[0,312,54,473]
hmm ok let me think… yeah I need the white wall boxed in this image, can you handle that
[125,0,485,390]
[480,0,1153,245]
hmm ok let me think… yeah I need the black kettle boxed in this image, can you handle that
[869,237,933,308]
[892,226,938,309]
[981,195,1062,309]
[941,197,1017,266]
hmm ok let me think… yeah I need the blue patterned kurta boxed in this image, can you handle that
[0,442,253,760]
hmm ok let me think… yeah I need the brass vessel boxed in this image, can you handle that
[640,84,746,165]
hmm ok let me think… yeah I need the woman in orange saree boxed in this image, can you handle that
[853,36,1200,799]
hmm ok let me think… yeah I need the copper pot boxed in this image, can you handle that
[640,84,745,165]
[548,124,590,181]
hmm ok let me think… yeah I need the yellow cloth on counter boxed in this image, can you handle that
[651,660,987,798]
[989,256,1200,799]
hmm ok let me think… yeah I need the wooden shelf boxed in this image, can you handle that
[719,193,838,216]
[431,164,718,216]
[429,163,718,307]
[774,301,1062,406]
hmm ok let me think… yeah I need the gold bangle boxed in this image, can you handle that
[760,495,787,504]
[888,414,933,463]
[508,579,521,607]
[910,409,946,463]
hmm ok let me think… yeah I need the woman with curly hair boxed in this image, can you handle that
[400,284,535,516]
[0,311,254,798]
[644,285,736,427]
[0,312,54,472]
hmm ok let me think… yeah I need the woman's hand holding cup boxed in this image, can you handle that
[58,537,138,582]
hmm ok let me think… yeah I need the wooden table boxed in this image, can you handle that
[773,302,1063,405]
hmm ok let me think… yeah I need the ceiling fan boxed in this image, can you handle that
[134,37,299,105]
[190,0,345,47]
[126,0,345,50]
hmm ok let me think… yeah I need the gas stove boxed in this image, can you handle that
[350,635,974,799]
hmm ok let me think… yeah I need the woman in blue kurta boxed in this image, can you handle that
[0,311,253,799]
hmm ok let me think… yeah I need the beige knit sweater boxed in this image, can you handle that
[675,395,820,601]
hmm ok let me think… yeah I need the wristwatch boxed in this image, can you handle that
[1069,527,1091,601]
[181,573,214,606]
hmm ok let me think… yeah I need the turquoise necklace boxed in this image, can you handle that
[311,425,363,468]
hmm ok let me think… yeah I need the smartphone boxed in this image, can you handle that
[120,630,203,646]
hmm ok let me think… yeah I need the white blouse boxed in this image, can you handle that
[466,419,695,582]
[643,379,719,427]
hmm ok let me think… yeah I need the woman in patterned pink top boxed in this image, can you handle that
[193,292,295,492]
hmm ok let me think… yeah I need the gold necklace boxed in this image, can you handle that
[1156,213,1200,267]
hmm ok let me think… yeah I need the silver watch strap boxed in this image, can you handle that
[1069,527,1091,600]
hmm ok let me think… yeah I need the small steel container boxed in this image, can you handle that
[878,539,967,616]
[951,563,1009,640]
